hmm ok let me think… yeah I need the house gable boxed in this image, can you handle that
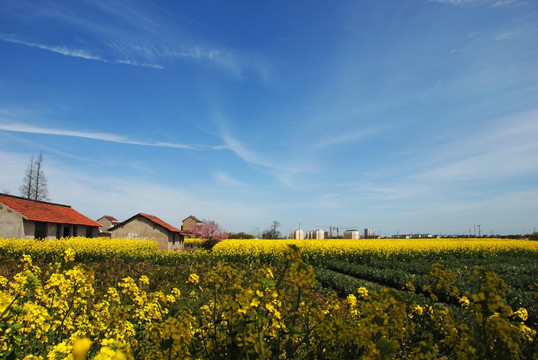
[96,215,121,234]
[109,213,184,251]
[181,215,203,231]
[0,202,25,238]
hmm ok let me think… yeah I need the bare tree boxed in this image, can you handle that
[262,220,282,239]
[20,154,34,199]
[19,152,49,201]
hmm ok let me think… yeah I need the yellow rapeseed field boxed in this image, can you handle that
[0,237,536,359]
[214,237,538,256]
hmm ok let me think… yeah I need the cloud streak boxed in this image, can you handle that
[214,171,245,187]
[0,123,195,149]
[0,34,167,69]
[1,35,103,61]
[428,0,521,6]
[213,125,317,187]
[312,126,386,147]
[0,1,270,77]
[414,109,538,181]
[215,131,276,169]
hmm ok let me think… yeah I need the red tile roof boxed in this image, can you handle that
[0,193,101,227]
[139,213,181,233]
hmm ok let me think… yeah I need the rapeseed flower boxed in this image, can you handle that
[72,337,92,360]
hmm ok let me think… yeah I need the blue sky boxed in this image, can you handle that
[1,0,537,236]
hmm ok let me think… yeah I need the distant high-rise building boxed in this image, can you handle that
[290,229,304,239]
[364,228,373,238]
[307,229,324,239]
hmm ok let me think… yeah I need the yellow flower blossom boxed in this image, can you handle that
[357,287,369,299]
[72,337,92,360]
[64,248,76,263]
[250,297,260,308]
[188,273,199,285]
[459,296,470,308]
[138,275,150,286]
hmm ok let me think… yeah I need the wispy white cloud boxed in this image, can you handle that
[0,1,270,77]
[429,0,523,6]
[0,35,103,61]
[114,59,164,69]
[213,125,317,187]
[491,0,522,8]
[429,0,483,5]
[339,181,428,201]
[0,123,196,149]
[215,131,276,169]
[214,171,245,187]
[312,126,386,147]
[428,0,489,6]
[414,109,538,181]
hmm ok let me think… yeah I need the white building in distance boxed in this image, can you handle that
[290,229,304,239]
[344,229,360,239]
[306,229,324,239]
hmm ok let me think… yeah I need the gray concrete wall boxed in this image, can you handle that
[111,217,170,250]
[0,204,99,239]
[111,217,183,251]
[0,205,25,238]
[22,219,35,239]
[168,233,184,251]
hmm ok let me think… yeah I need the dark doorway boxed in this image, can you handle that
[35,222,47,239]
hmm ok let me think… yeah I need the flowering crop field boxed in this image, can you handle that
[0,237,537,359]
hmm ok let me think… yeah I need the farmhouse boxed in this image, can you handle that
[181,215,202,233]
[96,215,120,236]
[109,213,185,251]
[0,193,100,239]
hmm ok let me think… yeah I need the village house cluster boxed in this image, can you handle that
[0,193,202,251]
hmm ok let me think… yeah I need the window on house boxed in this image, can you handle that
[86,226,93,238]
